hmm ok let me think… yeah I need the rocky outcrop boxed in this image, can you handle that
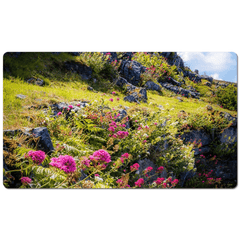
[124,83,147,104]
[116,109,130,129]
[115,77,147,103]
[25,127,54,154]
[26,77,44,86]
[159,52,185,69]
[136,158,168,183]
[220,112,237,127]
[120,60,146,86]
[65,61,92,80]
[159,82,200,99]
[144,80,161,92]
[181,130,212,155]
[163,77,182,86]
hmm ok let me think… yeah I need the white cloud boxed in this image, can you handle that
[210,73,222,80]
[177,52,236,72]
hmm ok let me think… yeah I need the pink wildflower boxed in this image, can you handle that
[156,166,164,173]
[121,153,129,159]
[144,166,153,175]
[112,91,116,95]
[137,127,141,130]
[27,150,46,165]
[171,179,179,187]
[82,157,91,167]
[108,126,115,132]
[143,140,147,143]
[116,179,123,184]
[167,177,172,183]
[50,155,76,173]
[89,149,111,164]
[21,177,32,185]
[95,174,99,177]
[77,104,80,107]
[68,105,73,109]
[109,98,113,102]
[57,112,62,116]
[135,178,144,187]
[135,120,138,122]
[162,182,167,188]
[155,178,165,185]
[117,98,120,101]
[130,163,140,172]
[154,122,157,125]
[116,131,129,139]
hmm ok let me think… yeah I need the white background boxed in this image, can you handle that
[0,1,239,240]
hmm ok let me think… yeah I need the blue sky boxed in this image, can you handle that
[177,52,237,83]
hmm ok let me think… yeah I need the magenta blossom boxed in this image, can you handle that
[120,153,129,163]
[108,126,115,132]
[171,179,179,187]
[26,150,46,165]
[135,178,144,187]
[50,155,76,173]
[130,163,140,172]
[89,149,111,164]
[77,104,80,107]
[68,105,73,109]
[116,131,129,139]
[112,91,116,95]
[144,166,153,175]
[57,112,62,116]
[156,166,164,173]
[109,98,113,102]
[21,177,32,185]
[117,98,120,101]
[82,157,91,167]
[154,177,165,185]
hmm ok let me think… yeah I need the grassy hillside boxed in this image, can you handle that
[3,52,237,189]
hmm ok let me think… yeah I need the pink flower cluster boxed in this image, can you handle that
[154,177,165,185]
[116,131,129,139]
[135,178,144,187]
[108,121,117,132]
[82,157,91,167]
[21,177,32,185]
[89,149,111,164]
[116,179,130,188]
[26,150,46,165]
[156,166,164,173]
[50,155,76,173]
[144,166,153,175]
[130,163,140,172]
[120,153,129,163]
[203,170,213,178]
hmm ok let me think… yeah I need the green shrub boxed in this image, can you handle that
[216,84,237,111]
